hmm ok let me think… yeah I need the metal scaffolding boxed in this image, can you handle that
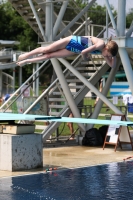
[1,0,133,139]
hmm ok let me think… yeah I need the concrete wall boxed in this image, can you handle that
[0,133,43,171]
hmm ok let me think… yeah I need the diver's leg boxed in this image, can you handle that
[18,36,72,61]
[17,49,75,66]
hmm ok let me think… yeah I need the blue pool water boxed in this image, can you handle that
[0,161,133,200]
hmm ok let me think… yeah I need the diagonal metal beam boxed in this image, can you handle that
[126,24,133,37]
[87,58,121,129]
[42,61,110,141]
[104,0,118,36]
[58,58,123,113]
[53,1,68,39]
[73,17,91,35]
[119,48,133,95]
[97,16,117,38]
[55,0,96,40]
[28,0,47,41]
[51,58,86,132]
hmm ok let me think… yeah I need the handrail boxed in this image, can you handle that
[0,53,82,113]
[0,59,50,111]
[23,55,82,114]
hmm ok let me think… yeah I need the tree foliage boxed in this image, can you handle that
[0,1,38,51]
[0,1,39,83]
[75,1,117,36]
[126,8,133,28]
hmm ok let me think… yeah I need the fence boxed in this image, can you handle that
[2,72,14,95]
[83,96,127,116]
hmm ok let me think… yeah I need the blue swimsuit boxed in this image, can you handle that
[65,35,101,54]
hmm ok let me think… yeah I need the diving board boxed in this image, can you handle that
[0,113,61,122]
[0,113,133,126]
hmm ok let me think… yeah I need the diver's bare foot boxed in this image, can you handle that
[17,60,27,67]
[18,53,29,61]
[69,134,75,140]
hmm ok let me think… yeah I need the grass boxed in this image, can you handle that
[35,121,79,137]
[56,97,128,135]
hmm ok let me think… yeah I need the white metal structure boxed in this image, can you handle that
[1,0,133,141]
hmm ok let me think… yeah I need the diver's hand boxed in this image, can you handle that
[81,52,90,61]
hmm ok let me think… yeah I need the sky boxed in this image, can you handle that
[96,0,133,13]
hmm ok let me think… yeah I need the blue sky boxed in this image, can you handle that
[96,0,133,13]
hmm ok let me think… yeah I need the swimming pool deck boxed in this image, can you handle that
[0,142,133,178]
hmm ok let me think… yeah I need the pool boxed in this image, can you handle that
[0,161,133,200]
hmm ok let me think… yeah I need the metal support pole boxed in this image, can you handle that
[119,48,133,95]
[126,20,133,37]
[73,17,90,35]
[13,68,15,92]
[0,70,2,97]
[106,8,108,38]
[19,67,22,87]
[45,0,53,41]
[55,0,96,40]
[0,60,50,110]
[53,0,68,39]
[6,75,8,93]
[117,1,133,107]
[126,25,133,37]
[36,63,39,96]
[91,25,94,36]
[97,16,117,38]
[33,64,36,96]
[85,12,88,36]
[58,58,123,113]
[51,58,86,132]
[28,0,46,41]
[117,0,126,36]
[87,58,121,129]
[104,0,118,36]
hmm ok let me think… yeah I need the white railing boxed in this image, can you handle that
[0,51,13,56]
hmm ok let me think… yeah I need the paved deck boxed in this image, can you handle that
[0,142,133,178]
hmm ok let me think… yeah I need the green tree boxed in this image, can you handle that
[0,1,39,82]
[0,1,38,51]
[126,8,133,28]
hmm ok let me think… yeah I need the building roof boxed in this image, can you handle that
[0,40,20,46]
